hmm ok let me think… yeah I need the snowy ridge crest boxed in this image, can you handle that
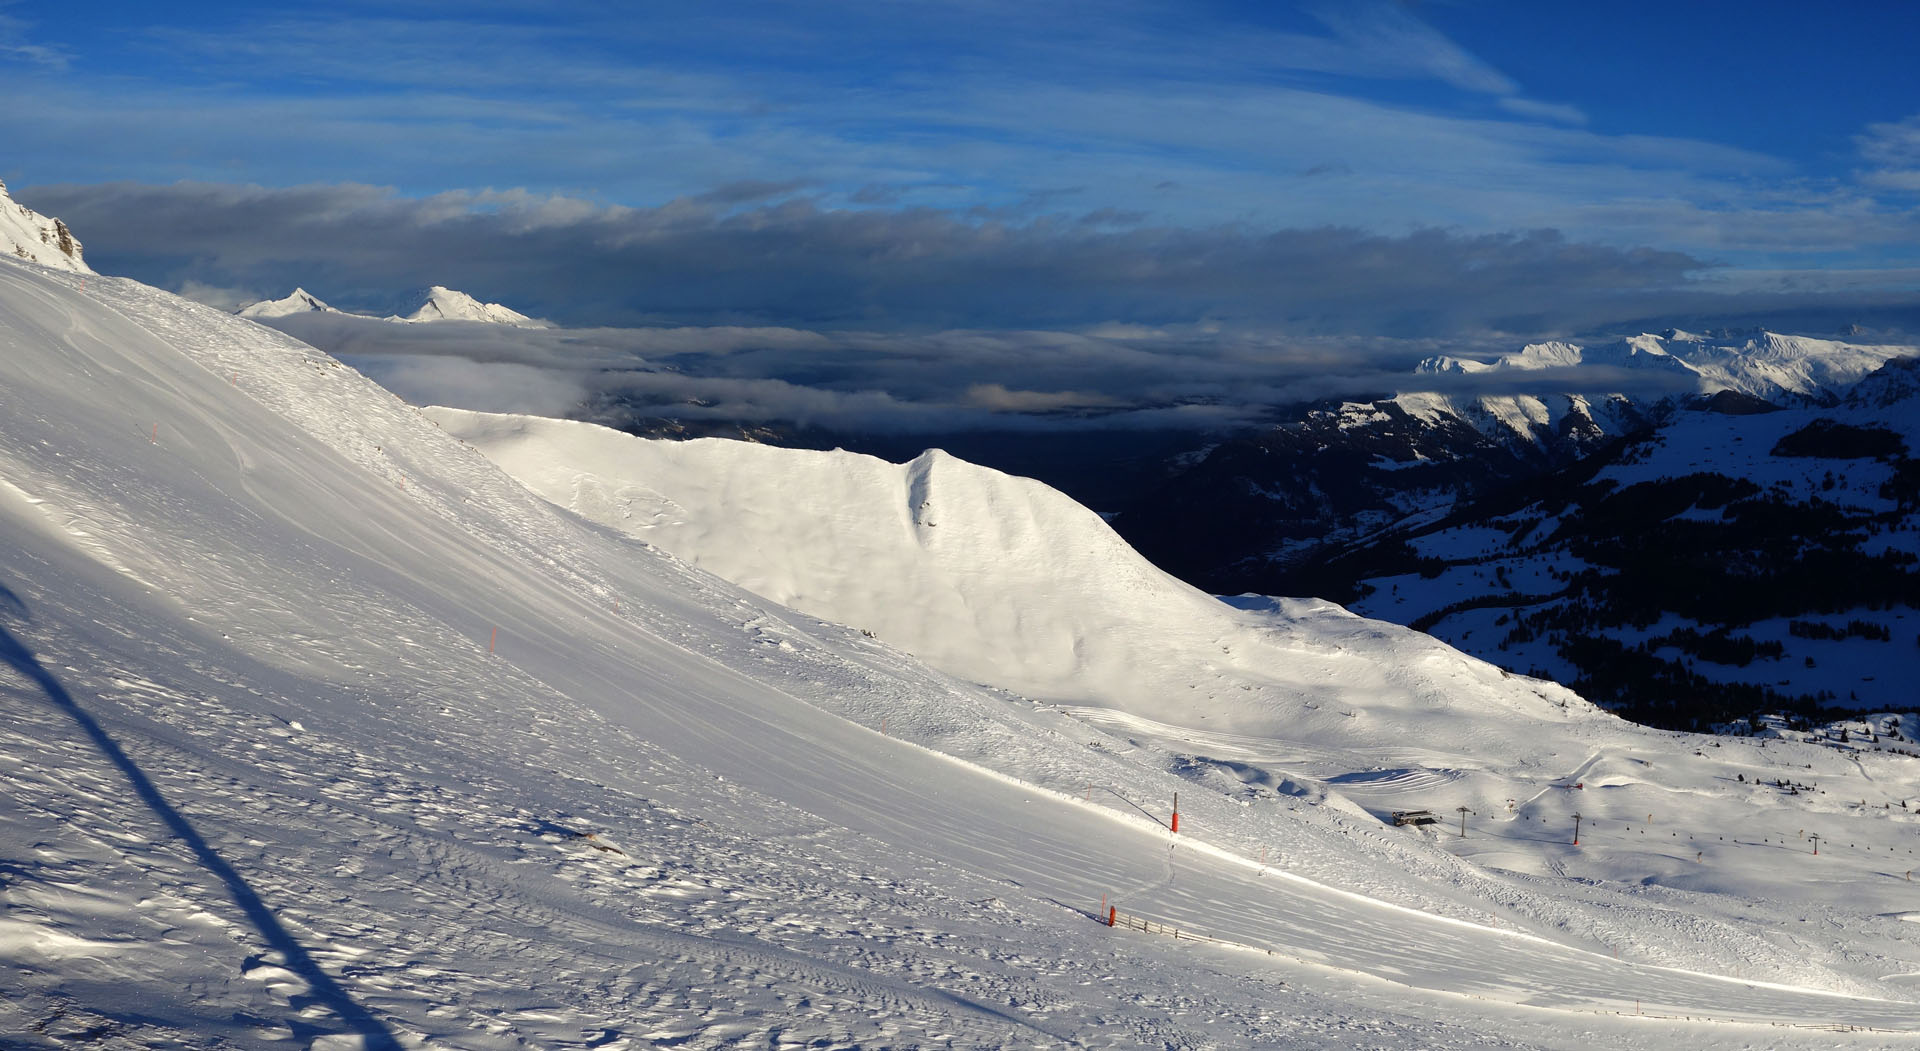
[1394,329,1917,450]
[426,407,1595,737]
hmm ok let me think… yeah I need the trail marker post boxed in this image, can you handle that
[489,627,497,655]
[1572,812,1582,846]
[1171,792,1179,834]
[1456,806,1473,838]
[1810,833,1821,856]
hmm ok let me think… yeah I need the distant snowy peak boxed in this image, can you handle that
[394,286,545,327]
[236,287,338,318]
[0,178,91,274]
[1500,341,1586,370]
[1411,355,1493,376]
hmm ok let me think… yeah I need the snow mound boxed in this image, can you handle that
[0,179,90,274]
[236,287,338,318]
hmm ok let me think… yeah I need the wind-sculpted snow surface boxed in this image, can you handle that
[5,260,1920,1049]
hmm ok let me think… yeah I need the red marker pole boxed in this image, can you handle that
[1108,904,1116,927]
[1171,792,1179,834]
[489,627,497,655]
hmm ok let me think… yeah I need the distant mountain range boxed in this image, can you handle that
[1111,329,1918,594]
[236,284,547,327]
[1107,332,1920,727]
[1328,356,1920,728]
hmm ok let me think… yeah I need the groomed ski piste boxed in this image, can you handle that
[3,243,1920,1050]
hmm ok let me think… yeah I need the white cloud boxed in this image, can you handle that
[1497,97,1588,127]
[175,280,260,312]
[1857,115,1920,192]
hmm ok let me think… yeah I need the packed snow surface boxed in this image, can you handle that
[6,259,1920,1049]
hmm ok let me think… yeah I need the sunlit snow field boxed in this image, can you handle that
[4,251,1920,1049]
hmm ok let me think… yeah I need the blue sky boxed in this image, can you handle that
[4,1,1919,338]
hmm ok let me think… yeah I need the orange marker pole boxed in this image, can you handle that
[1170,792,1179,834]
[150,423,158,444]
[489,627,497,654]
[1108,905,1116,927]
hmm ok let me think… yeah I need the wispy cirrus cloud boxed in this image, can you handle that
[1858,115,1920,193]
[1,0,1903,270]
[0,11,69,70]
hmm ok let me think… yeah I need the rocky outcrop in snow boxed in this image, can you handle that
[0,178,91,274]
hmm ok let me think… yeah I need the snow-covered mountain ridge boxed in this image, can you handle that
[426,409,1591,740]
[1412,328,1914,425]
[9,249,1920,1046]
[235,284,545,327]
[1113,328,1919,591]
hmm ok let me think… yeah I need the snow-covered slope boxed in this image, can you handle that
[236,286,339,318]
[9,256,1920,1048]
[394,285,544,327]
[0,178,90,273]
[431,408,1920,993]
[426,411,1593,744]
